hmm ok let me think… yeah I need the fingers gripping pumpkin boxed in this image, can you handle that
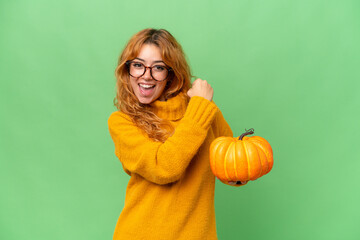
[209,128,273,187]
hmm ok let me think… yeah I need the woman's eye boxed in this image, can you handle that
[154,65,165,71]
[132,63,143,68]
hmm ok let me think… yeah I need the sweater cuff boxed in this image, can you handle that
[183,96,218,130]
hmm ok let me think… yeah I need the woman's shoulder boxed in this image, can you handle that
[108,110,133,125]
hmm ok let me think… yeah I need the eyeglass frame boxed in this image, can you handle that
[125,60,173,81]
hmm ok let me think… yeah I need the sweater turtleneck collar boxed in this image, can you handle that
[150,92,189,121]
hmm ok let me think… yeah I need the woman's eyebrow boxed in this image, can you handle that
[153,60,165,64]
[134,57,145,62]
[134,58,165,64]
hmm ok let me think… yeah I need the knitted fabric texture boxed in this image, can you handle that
[108,93,233,240]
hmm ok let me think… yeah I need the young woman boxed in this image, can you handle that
[108,28,233,240]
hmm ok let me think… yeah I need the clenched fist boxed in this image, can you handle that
[187,78,214,101]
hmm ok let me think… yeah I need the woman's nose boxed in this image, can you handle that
[142,67,152,80]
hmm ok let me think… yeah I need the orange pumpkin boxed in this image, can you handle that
[209,128,273,187]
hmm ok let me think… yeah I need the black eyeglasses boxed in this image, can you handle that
[126,61,172,81]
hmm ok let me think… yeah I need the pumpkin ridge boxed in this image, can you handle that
[259,145,268,177]
[251,137,273,156]
[254,144,264,179]
[233,142,238,180]
[242,140,250,180]
[250,139,273,174]
[224,142,234,181]
[211,141,221,177]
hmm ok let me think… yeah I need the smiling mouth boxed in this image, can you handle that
[139,83,155,89]
[138,83,157,97]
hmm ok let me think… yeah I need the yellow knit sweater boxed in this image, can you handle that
[108,93,232,240]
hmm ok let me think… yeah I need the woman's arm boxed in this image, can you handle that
[214,109,233,138]
[108,96,218,185]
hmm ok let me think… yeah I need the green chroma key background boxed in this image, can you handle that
[1,0,359,239]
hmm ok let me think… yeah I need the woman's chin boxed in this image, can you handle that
[136,95,156,104]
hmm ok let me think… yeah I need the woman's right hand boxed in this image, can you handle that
[187,78,214,101]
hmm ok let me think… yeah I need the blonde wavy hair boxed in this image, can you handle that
[113,29,192,142]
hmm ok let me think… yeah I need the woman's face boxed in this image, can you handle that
[129,44,168,104]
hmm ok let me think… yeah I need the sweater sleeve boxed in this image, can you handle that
[213,108,233,138]
[108,96,218,185]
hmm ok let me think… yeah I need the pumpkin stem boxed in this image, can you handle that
[239,128,255,140]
